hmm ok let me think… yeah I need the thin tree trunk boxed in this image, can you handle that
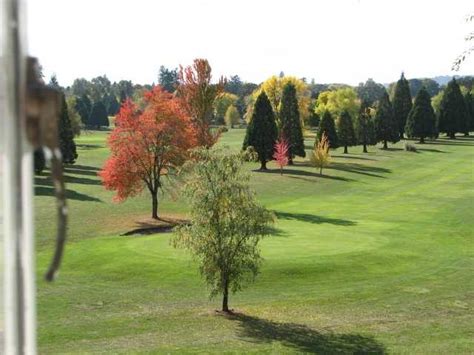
[320,166,323,175]
[464,132,469,136]
[151,191,158,219]
[260,160,267,170]
[383,140,388,149]
[419,137,425,144]
[222,278,229,312]
[344,145,348,154]
[363,144,368,153]
[288,157,294,165]
[449,132,456,139]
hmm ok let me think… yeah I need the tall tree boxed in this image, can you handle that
[374,92,399,149]
[225,75,243,95]
[392,73,413,138]
[89,101,109,129]
[100,87,197,219]
[177,58,225,147]
[158,66,179,93]
[355,102,376,153]
[243,91,278,170]
[337,110,356,154]
[58,94,78,164]
[405,87,437,143]
[280,83,306,164]
[106,94,121,116]
[356,78,386,106]
[317,110,339,149]
[465,91,474,132]
[172,148,273,313]
[315,87,360,120]
[66,96,83,137]
[75,94,92,125]
[438,79,469,138]
[34,148,45,174]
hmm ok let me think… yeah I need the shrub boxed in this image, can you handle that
[404,142,417,152]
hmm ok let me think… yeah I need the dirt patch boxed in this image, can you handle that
[121,215,189,236]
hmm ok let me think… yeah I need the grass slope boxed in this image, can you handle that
[35,129,474,353]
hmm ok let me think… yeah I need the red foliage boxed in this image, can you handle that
[273,137,289,174]
[99,86,197,217]
[177,58,225,148]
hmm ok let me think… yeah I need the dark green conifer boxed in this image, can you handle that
[280,83,305,164]
[317,110,339,148]
[243,91,278,170]
[464,91,474,134]
[75,94,92,125]
[34,148,45,174]
[374,92,399,149]
[405,87,437,143]
[392,73,412,139]
[438,79,469,138]
[59,94,78,164]
[337,110,356,154]
[89,101,109,129]
[355,102,376,153]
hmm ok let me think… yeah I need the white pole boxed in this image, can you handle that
[1,0,37,353]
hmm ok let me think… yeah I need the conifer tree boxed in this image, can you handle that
[89,101,109,129]
[438,79,469,138]
[317,110,339,148]
[392,73,412,138]
[374,92,399,149]
[59,94,78,164]
[243,91,278,170]
[34,148,45,174]
[355,102,376,153]
[405,87,437,143]
[75,94,92,125]
[280,83,306,164]
[464,91,474,133]
[337,110,356,154]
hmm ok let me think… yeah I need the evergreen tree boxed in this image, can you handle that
[337,110,356,154]
[438,79,469,138]
[280,83,306,164]
[355,102,376,153]
[317,110,339,148]
[374,92,399,149]
[34,148,45,174]
[243,91,278,170]
[75,94,92,125]
[405,87,437,143]
[89,101,109,129]
[392,73,412,139]
[119,89,127,103]
[59,94,78,164]
[104,94,120,116]
[464,91,474,133]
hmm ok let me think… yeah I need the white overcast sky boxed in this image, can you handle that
[27,0,473,86]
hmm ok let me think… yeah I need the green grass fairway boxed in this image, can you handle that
[35,129,473,353]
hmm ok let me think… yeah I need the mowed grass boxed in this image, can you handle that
[35,129,473,353]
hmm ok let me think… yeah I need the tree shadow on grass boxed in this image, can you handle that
[63,164,101,177]
[327,162,390,179]
[427,140,474,147]
[76,144,104,150]
[275,211,356,226]
[35,186,102,202]
[35,174,101,186]
[229,314,386,354]
[257,168,354,182]
[331,155,376,161]
[416,148,447,153]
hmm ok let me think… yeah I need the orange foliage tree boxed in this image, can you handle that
[99,86,196,219]
[177,58,225,147]
[273,137,289,175]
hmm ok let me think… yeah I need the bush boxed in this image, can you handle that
[404,142,417,152]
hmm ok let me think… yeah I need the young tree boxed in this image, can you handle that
[273,137,289,175]
[177,58,225,147]
[99,87,196,219]
[224,105,241,128]
[59,94,78,164]
[243,91,278,170]
[172,148,274,313]
[438,79,469,138]
[405,87,437,143]
[355,103,376,153]
[392,73,413,139]
[374,92,399,149]
[280,83,306,164]
[89,101,109,129]
[310,132,331,175]
[317,110,339,148]
[336,110,356,154]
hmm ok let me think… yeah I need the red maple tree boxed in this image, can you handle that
[273,137,289,175]
[177,58,225,147]
[99,86,196,219]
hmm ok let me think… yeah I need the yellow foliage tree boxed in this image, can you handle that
[310,132,331,175]
[315,87,361,120]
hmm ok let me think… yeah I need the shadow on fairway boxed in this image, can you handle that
[76,144,104,150]
[35,174,101,186]
[416,148,447,153]
[327,162,391,179]
[256,168,354,182]
[230,314,386,354]
[428,140,474,147]
[275,211,356,226]
[64,164,101,177]
[332,155,377,161]
[35,185,102,202]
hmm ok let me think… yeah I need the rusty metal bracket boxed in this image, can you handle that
[26,57,68,282]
